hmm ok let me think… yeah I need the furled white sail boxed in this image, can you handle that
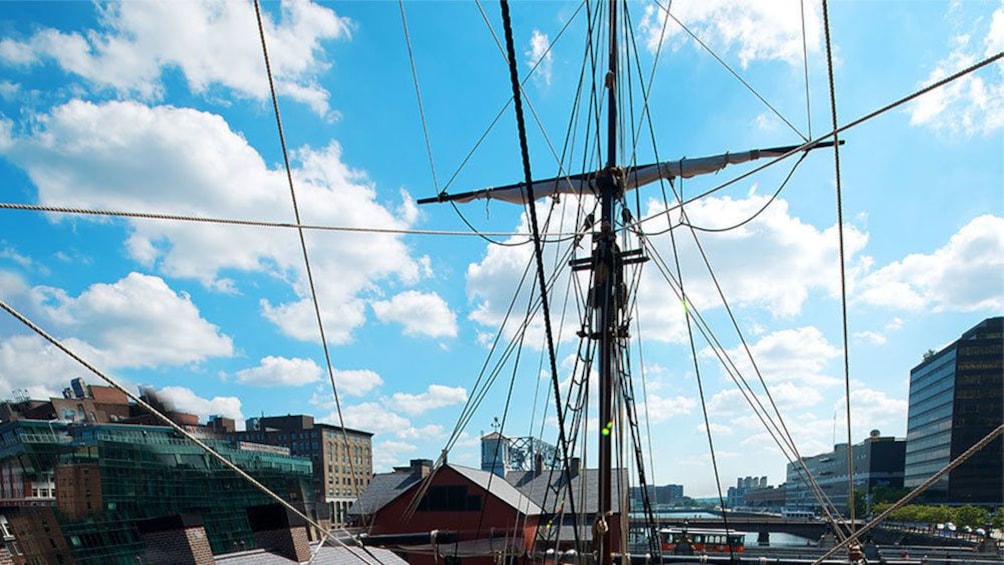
[417,144,826,206]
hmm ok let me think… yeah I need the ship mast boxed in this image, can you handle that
[595,1,620,563]
[416,2,839,561]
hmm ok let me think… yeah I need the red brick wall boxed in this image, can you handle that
[253,527,311,562]
[141,527,214,565]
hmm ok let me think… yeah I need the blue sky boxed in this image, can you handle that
[0,1,1000,498]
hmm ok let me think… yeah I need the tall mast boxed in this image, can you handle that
[595,0,619,564]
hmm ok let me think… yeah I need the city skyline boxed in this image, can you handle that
[0,0,1001,498]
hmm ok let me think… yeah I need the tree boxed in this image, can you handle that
[951,505,988,529]
[991,507,1004,531]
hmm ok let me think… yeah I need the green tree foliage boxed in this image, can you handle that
[952,505,989,528]
[990,507,1004,531]
[868,503,990,526]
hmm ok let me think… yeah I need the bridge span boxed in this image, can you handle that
[630,516,841,542]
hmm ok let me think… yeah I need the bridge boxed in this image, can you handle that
[630,516,849,544]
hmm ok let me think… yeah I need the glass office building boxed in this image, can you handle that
[904,317,1003,504]
[0,421,313,564]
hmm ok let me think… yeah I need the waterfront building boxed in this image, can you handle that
[904,316,1003,505]
[353,457,627,561]
[784,431,905,514]
[0,420,313,564]
[629,483,684,508]
[229,414,373,526]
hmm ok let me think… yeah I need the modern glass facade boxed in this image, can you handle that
[230,415,373,526]
[0,421,313,564]
[904,316,1003,505]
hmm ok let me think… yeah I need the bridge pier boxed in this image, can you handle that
[757,529,769,546]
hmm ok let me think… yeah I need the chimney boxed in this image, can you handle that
[410,459,433,478]
[246,504,311,563]
[534,453,544,475]
[569,457,580,477]
[137,513,213,565]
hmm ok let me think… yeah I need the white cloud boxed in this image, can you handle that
[396,424,445,440]
[466,194,868,347]
[0,100,422,345]
[334,369,384,397]
[637,0,821,68]
[834,386,908,442]
[908,7,1004,136]
[0,243,34,269]
[525,30,553,87]
[857,215,1004,312]
[0,335,93,399]
[388,384,468,416]
[372,440,417,471]
[30,272,233,368]
[329,402,411,436]
[309,369,384,405]
[717,326,841,387]
[639,393,696,423]
[0,0,350,116]
[853,330,887,345]
[697,422,733,436]
[234,355,321,387]
[371,291,458,338]
[154,385,244,424]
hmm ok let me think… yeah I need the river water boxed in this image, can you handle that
[632,511,815,548]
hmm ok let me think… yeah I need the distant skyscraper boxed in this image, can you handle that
[904,316,1003,505]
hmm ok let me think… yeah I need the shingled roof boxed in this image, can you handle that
[349,463,543,518]
[504,467,628,515]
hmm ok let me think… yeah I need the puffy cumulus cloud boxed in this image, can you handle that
[388,384,468,416]
[637,0,821,68]
[835,385,908,441]
[525,30,553,87]
[638,196,868,331]
[857,215,1004,312]
[909,6,1003,136]
[716,326,842,387]
[466,194,866,347]
[30,272,233,368]
[333,369,384,397]
[328,402,410,435]
[639,393,696,423]
[0,0,350,116]
[371,291,458,338]
[309,369,383,405]
[0,100,421,344]
[0,335,94,399]
[153,385,244,424]
[372,440,418,471]
[234,355,321,387]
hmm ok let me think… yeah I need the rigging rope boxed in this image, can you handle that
[650,0,807,142]
[800,0,813,139]
[0,201,579,240]
[252,4,370,560]
[0,298,382,565]
[399,0,440,193]
[499,0,582,550]
[627,49,1003,233]
[811,424,1004,565]
[821,0,856,534]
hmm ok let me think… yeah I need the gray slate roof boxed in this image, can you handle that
[451,464,542,515]
[348,471,422,517]
[504,467,628,515]
[215,543,408,565]
[350,464,543,517]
